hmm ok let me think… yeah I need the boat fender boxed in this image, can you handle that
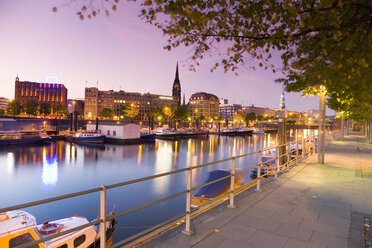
[39,222,63,234]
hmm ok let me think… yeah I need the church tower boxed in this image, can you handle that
[172,63,181,106]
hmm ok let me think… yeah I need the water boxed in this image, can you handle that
[0,131,311,242]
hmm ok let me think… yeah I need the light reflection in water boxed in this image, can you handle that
[7,152,14,175]
[137,145,142,165]
[153,141,173,195]
[42,150,58,186]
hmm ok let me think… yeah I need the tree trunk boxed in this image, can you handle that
[368,119,372,143]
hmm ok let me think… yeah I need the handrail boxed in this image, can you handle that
[1,133,325,248]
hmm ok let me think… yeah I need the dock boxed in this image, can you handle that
[138,132,372,248]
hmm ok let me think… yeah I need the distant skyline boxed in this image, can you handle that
[0,0,325,112]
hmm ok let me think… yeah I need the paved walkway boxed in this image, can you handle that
[139,133,372,248]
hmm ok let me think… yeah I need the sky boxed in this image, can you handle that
[0,0,323,112]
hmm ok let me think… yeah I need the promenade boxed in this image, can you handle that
[139,133,372,248]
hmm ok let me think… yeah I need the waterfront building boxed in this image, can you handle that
[172,63,181,106]
[219,98,228,105]
[84,88,177,120]
[14,76,68,114]
[188,92,219,121]
[84,65,181,120]
[219,104,242,121]
[0,97,9,111]
[67,99,84,115]
[242,104,276,117]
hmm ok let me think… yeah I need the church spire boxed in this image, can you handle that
[183,93,186,105]
[172,62,181,106]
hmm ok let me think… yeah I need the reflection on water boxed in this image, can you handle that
[0,130,317,242]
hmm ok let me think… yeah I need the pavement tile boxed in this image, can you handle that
[310,230,348,248]
[246,230,288,248]
[217,222,256,242]
[276,223,313,242]
[215,238,256,248]
[232,212,282,233]
[284,238,327,248]
[269,212,304,226]
[194,234,226,248]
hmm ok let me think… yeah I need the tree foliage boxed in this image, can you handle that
[173,105,189,121]
[7,100,23,116]
[122,103,139,121]
[100,108,115,119]
[55,104,69,118]
[39,103,51,116]
[24,100,38,116]
[59,0,371,120]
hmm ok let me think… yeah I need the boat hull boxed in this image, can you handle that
[66,136,105,144]
[0,137,50,146]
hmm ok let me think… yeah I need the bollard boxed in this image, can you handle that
[100,185,107,248]
[228,158,236,208]
[256,150,262,191]
[183,167,193,235]
[275,146,279,179]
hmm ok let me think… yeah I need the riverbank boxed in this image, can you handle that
[138,132,372,248]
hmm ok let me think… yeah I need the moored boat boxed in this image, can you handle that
[65,130,105,144]
[191,170,243,208]
[140,130,156,140]
[0,131,51,146]
[0,208,116,248]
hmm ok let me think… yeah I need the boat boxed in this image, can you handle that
[191,130,209,138]
[191,170,243,208]
[65,130,105,144]
[155,130,179,140]
[251,149,276,178]
[140,130,156,140]
[0,208,116,248]
[219,128,253,136]
[0,131,51,146]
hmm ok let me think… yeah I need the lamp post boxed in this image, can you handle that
[318,85,326,164]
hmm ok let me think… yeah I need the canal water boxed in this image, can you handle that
[0,131,313,242]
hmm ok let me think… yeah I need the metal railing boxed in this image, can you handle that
[1,134,325,248]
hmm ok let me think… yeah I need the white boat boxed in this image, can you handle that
[0,209,116,248]
[65,130,105,144]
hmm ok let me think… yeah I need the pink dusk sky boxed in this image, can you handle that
[0,0,322,112]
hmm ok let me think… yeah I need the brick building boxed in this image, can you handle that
[14,76,67,114]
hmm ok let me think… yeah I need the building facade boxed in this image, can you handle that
[242,104,276,117]
[14,76,67,114]
[188,92,219,120]
[0,97,9,111]
[67,99,85,115]
[219,104,242,121]
[84,87,178,120]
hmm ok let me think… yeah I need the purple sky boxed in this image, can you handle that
[0,0,322,112]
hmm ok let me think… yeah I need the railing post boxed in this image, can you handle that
[228,158,236,209]
[183,167,193,235]
[275,146,279,179]
[302,137,305,160]
[256,150,262,191]
[296,138,299,166]
[100,185,107,248]
[286,143,290,171]
[312,135,316,155]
